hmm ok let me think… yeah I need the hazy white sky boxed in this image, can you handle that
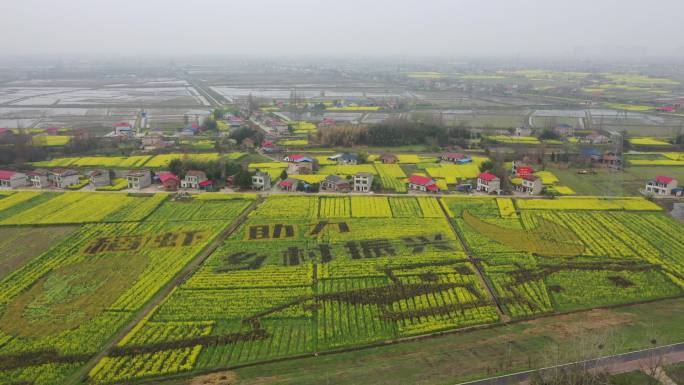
[1,0,683,57]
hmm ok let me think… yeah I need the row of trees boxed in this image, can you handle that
[314,121,475,147]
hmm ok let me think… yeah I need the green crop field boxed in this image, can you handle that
[0,193,683,385]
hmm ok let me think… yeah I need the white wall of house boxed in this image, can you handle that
[0,173,28,189]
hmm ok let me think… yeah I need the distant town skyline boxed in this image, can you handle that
[1,0,684,58]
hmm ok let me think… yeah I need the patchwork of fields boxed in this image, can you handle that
[0,192,683,384]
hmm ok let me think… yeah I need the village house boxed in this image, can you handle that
[126,170,152,190]
[49,169,80,189]
[227,115,244,129]
[198,180,214,191]
[284,154,314,163]
[157,171,180,191]
[277,178,300,192]
[516,174,543,195]
[112,122,134,137]
[88,169,110,187]
[645,176,678,196]
[513,127,532,137]
[318,118,336,129]
[353,172,374,193]
[44,126,60,135]
[260,140,276,153]
[441,153,471,164]
[241,137,256,149]
[554,124,575,137]
[251,171,271,191]
[407,175,439,193]
[142,133,173,150]
[181,170,208,189]
[0,170,28,189]
[320,175,351,192]
[329,153,359,165]
[288,161,315,175]
[477,172,501,194]
[583,132,610,145]
[511,160,534,176]
[27,169,49,188]
[378,154,398,164]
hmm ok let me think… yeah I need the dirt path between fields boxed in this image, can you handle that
[64,197,263,385]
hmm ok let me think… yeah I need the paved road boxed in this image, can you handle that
[456,342,684,385]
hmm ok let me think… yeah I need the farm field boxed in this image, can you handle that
[78,194,684,384]
[0,192,256,385]
[0,193,683,384]
[32,153,245,169]
[549,165,684,196]
[153,296,684,385]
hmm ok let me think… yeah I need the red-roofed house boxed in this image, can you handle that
[45,127,60,135]
[0,170,28,189]
[645,176,678,195]
[157,171,180,191]
[477,172,501,194]
[0,128,9,135]
[656,106,675,113]
[407,175,439,193]
[277,178,300,192]
[198,179,214,191]
[319,118,336,128]
[511,161,534,176]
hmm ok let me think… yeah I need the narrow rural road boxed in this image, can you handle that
[456,342,684,385]
[65,197,263,385]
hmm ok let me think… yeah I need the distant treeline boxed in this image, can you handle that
[315,121,475,147]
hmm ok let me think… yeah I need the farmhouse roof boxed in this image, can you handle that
[0,128,8,134]
[198,180,213,187]
[340,153,358,161]
[278,178,298,188]
[443,152,467,160]
[115,122,132,128]
[88,169,107,177]
[522,174,540,182]
[0,170,17,180]
[28,169,49,176]
[654,175,675,184]
[127,170,150,177]
[157,171,180,184]
[516,166,534,176]
[478,172,499,182]
[186,170,207,178]
[324,175,347,184]
[407,175,435,186]
[52,168,79,177]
